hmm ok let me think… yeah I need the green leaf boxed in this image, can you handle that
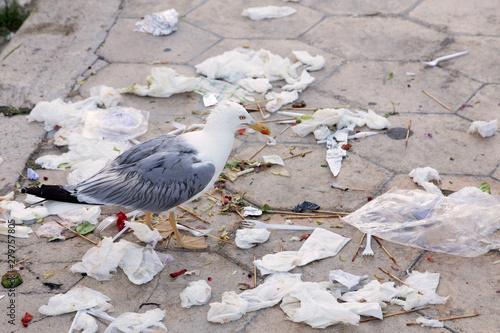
[262,204,270,213]
[388,72,394,80]
[113,147,120,153]
[478,182,491,194]
[225,161,240,169]
[339,255,345,261]
[75,221,96,235]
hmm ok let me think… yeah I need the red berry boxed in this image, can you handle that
[368,197,373,201]
[207,277,212,281]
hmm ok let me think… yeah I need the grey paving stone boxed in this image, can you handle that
[457,84,500,122]
[300,0,418,15]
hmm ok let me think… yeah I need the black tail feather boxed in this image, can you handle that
[21,185,83,204]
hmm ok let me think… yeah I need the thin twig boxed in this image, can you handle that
[181,120,190,134]
[55,221,97,245]
[406,313,480,326]
[247,136,276,160]
[379,267,423,295]
[178,205,211,224]
[255,98,266,120]
[352,233,366,262]
[14,255,35,265]
[279,125,290,135]
[422,90,452,111]
[405,120,412,147]
[360,306,430,323]
[177,223,233,245]
[260,118,296,123]
[253,253,257,288]
[281,107,318,111]
[164,233,172,249]
[285,214,341,219]
[373,236,398,265]
[280,242,283,252]
[282,150,313,160]
[234,209,246,220]
[312,209,350,215]
[242,99,272,107]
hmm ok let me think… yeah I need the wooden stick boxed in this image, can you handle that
[164,233,172,249]
[242,99,272,107]
[177,223,233,245]
[406,313,480,326]
[14,255,35,265]
[145,212,153,230]
[235,209,246,220]
[178,205,211,224]
[282,150,313,160]
[312,210,350,215]
[55,221,97,245]
[373,236,398,265]
[285,214,341,219]
[247,135,276,160]
[360,306,430,323]
[405,120,412,147]
[352,233,366,262]
[281,107,318,111]
[422,90,452,111]
[260,118,296,123]
[280,242,283,252]
[255,98,266,120]
[181,119,190,134]
[253,253,257,288]
[379,267,424,295]
[279,125,290,135]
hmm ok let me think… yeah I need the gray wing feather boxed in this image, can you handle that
[69,135,216,212]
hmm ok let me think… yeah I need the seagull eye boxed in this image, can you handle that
[239,116,246,120]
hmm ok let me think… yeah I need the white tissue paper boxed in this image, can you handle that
[73,312,99,333]
[265,91,299,112]
[180,280,212,308]
[241,6,296,21]
[340,280,399,308]
[254,228,350,275]
[409,167,441,186]
[207,291,249,324]
[38,286,113,316]
[236,78,272,93]
[118,246,173,285]
[282,70,315,92]
[57,206,101,226]
[235,228,271,249]
[0,200,49,223]
[104,308,167,333]
[416,316,444,328]
[134,9,179,36]
[0,222,32,238]
[292,50,326,71]
[468,119,497,138]
[329,270,369,291]
[125,221,163,247]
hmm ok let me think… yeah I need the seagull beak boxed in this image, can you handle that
[246,122,271,136]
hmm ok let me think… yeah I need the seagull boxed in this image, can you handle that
[22,101,271,248]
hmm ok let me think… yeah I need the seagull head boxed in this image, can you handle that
[207,101,271,136]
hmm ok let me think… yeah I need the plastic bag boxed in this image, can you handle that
[342,187,500,256]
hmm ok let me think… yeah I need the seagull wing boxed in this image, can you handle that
[70,135,216,212]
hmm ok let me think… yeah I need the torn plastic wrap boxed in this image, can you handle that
[82,107,149,141]
[241,6,296,21]
[342,187,500,256]
[292,50,326,71]
[180,280,212,308]
[104,308,167,333]
[134,9,179,36]
[326,126,352,177]
[235,229,271,249]
[38,286,113,316]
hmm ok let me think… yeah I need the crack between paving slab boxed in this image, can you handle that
[405,250,426,273]
[400,0,424,17]
[237,310,263,333]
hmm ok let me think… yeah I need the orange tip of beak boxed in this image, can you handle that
[247,122,271,136]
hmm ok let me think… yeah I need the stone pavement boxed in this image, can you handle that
[1,0,499,332]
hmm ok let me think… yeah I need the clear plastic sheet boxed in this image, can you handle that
[342,187,500,256]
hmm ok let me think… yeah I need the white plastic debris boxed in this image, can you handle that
[265,91,299,112]
[73,311,99,333]
[416,316,444,328]
[125,221,162,247]
[0,200,49,223]
[207,291,249,324]
[38,286,113,316]
[262,155,285,166]
[180,280,212,308]
[57,206,101,226]
[236,78,272,93]
[313,125,332,140]
[242,206,262,217]
[409,166,440,186]
[104,308,167,333]
[325,126,352,177]
[203,93,220,107]
[66,158,109,185]
[329,270,369,291]
[254,228,350,274]
[0,191,14,201]
[35,221,69,240]
[82,107,149,141]
[343,186,500,256]
[340,280,399,308]
[468,119,498,138]
[292,50,326,71]
[134,9,179,36]
[241,6,296,21]
[282,70,315,92]
[89,85,122,108]
[119,246,173,285]
[235,229,271,249]
[0,222,32,238]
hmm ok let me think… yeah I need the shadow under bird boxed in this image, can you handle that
[22,101,271,248]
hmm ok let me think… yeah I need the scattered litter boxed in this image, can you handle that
[134,9,179,36]
[292,50,325,71]
[254,228,350,274]
[271,168,291,177]
[340,280,399,308]
[0,191,14,201]
[329,270,369,291]
[57,206,101,226]
[73,311,98,332]
[235,229,271,249]
[241,6,296,21]
[170,269,187,278]
[293,201,320,213]
[203,93,220,107]
[468,119,498,138]
[0,222,32,238]
[27,168,39,180]
[104,308,167,333]
[82,107,149,141]
[242,206,262,217]
[185,270,200,276]
[282,70,315,92]
[125,221,162,247]
[391,271,449,310]
[313,125,331,140]
[386,127,413,140]
[0,199,49,224]
[1,271,23,288]
[409,166,440,186]
[265,91,299,112]
[38,285,112,316]
[180,280,212,308]
[35,221,70,240]
[237,78,272,94]
[415,316,444,328]
[421,51,469,67]
[343,187,500,256]
[263,155,285,166]
[207,291,249,323]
